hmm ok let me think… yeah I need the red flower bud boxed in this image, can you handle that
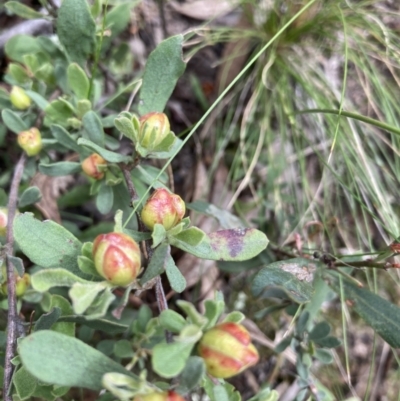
[82,153,107,180]
[10,86,31,110]
[198,322,259,378]
[0,208,8,236]
[138,112,170,148]
[141,189,185,231]
[17,127,42,156]
[93,233,141,286]
[132,391,185,401]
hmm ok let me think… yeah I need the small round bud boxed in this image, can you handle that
[133,391,185,401]
[138,112,170,149]
[0,208,8,236]
[93,232,141,286]
[1,273,31,298]
[10,86,31,110]
[198,322,259,378]
[17,127,42,156]
[141,189,185,231]
[82,153,107,180]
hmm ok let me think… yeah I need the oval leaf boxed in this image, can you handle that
[19,330,134,390]
[67,63,90,100]
[32,269,90,292]
[77,138,131,163]
[82,111,105,146]
[165,254,186,293]
[169,228,268,261]
[138,35,186,115]
[1,108,28,133]
[19,186,42,207]
[252,266,314,303]
[39,161,82,176]
[13,213,84,277]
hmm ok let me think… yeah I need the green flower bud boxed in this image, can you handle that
[198,322,259,378]
[93,232,141,286]
[0,208,8,236]
[141,188,185,231]
[133,391,185,401]
[10,86,31,110]
[1,273,31,298]
[82,153,107,180]
[17,127,42,156]
[138,112,170,149]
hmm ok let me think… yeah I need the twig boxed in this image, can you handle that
[3,153,27,401]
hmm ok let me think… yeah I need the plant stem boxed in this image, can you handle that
[3,153,26,401]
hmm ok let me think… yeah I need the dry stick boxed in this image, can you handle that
[3,153,27,401]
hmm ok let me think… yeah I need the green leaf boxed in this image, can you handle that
[77,255,98,276]
[169,228,269,261]
[50,125,81,153]
[39,162,82,176]
[203,299,225,329]
[70,282,108,314]
[165,254,186,293]
[19,330,134,390]
[34,308,62,332]
[309,322,331,341]
[222,311,245,324]
[113,340,134,358]
[25,90,49,110]
[140,243,170,285]
[114,115,137,142]
[329,273,400,348]
[13,366,38,400]
[252,266,314,303]
[171,227,206,246]
[151,223,167,248]
[83,111,105,147]
[49,295,75,336]
[314,349,333,364]
[5,35,41,63]
[176,300,208,328]
[19,186,42,207]
[5,2,45,20]
[59,316,128,334]
[177,356,205,394]
[14,213,84,276]
[1,108,28,133]
[96,184,114,214]
[138,35,186,115]
[7,255,25,276]
[56,0,96,66]
[159,309,186,333]
[44,99,75,126]
[8,63,31,84]
[77,138,132,163]
[313,336,341,348]
[67,63,90,99]
[85,289,115,318]
[32,269,90,292]
[152,340,196,378]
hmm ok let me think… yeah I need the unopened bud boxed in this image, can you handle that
[1,273,31,298]
[17,127,42,156]
[141,189,185,231]
[133,391,185,401]
[198,322,259,378]
[10,86,31,110]
[93,232,141,286]
[0,208,8,236]
[138,112,170,149]
[82,153,107,180]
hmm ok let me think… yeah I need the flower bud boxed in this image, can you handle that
[0,208,8,236]
[82,153,107,180]
[138,112,170,149]
[141,189,185,231]
[17,127,42,156]
[1,273,31,298]
[198,322,259,378]
[10,86,31,110]
[93,232,141,286]
[133,391,185,401]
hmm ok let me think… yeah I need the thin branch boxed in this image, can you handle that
[3,153,27,401]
